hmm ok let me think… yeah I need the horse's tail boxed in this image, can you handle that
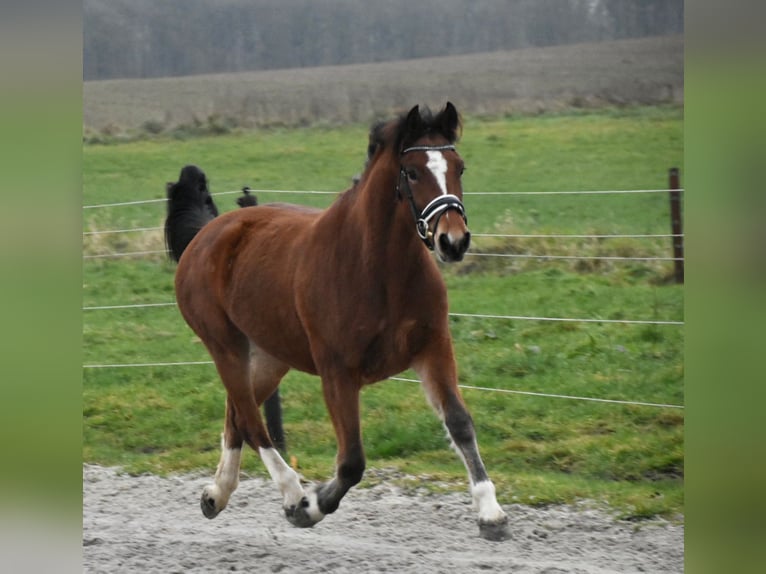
[164,165,219,262]
[164,167,286,453]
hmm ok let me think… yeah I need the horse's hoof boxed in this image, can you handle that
[200,490,221,519]
[284,497,317,528]
[284,489,325,528]
[479,517,511,541]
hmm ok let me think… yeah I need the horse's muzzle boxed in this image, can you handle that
[436,229,471,262]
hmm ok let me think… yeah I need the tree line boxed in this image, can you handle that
[84,0,683,81]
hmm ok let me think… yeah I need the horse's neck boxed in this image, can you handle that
[322,164,432,279]
[309,164,445,326]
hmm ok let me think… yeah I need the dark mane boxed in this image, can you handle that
[367,102,462,161]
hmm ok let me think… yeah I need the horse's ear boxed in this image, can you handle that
[441,101,460,142]
[405,104,422,135]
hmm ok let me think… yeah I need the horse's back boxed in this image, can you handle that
[177,202,319,276]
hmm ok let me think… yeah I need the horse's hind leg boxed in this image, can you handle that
[200,354,287,518]
[196,330,297,520]
[198,329,257,519]
[201,396,244,519]
[247,345,325,527]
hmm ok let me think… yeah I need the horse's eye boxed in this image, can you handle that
[459,165,466,177]
[406,169,418,182]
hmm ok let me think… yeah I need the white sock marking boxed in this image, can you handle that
[202,440,242,511]
[472,480,507,523]
[303,484,326,523]
[259,447,326,524]
[426,150,448,196]
[259,447,305,508]
[216,443,241,493]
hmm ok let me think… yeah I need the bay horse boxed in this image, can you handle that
[167,102,510,541]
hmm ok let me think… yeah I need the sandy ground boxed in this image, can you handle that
[83,464,683,573]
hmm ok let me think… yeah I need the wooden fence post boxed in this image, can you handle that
[668,168,684,284]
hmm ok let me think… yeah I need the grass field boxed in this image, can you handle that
[83,106,684,520]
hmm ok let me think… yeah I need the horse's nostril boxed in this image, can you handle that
[439,233,451,252]
[437,232,470,261]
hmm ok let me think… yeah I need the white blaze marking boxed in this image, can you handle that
[426,150,448,196]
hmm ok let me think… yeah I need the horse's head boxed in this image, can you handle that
[392,102,471,262]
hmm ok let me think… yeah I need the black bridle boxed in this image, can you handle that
[395,144,468,250]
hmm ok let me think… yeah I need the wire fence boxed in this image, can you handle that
[464,253,682,262]
[82,301,683,326]
[84,227,682,241]
[82,187,683,210]
[83,188,685,262]
[83,184,684,410]
[81,185,685,328]
[83,249,683,263]
[81,361,683,409]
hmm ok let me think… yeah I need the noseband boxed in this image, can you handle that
[396,144,468,250]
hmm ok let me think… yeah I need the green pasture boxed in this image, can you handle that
[83,106,684,520]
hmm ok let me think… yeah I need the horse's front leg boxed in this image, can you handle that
[314,375,365,516]
[264,373,364,528]
[259,446,325,527]
[414,346,510,541]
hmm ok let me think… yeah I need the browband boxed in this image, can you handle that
[401,144,456,155]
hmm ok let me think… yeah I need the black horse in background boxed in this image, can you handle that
[165,165,285,453]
